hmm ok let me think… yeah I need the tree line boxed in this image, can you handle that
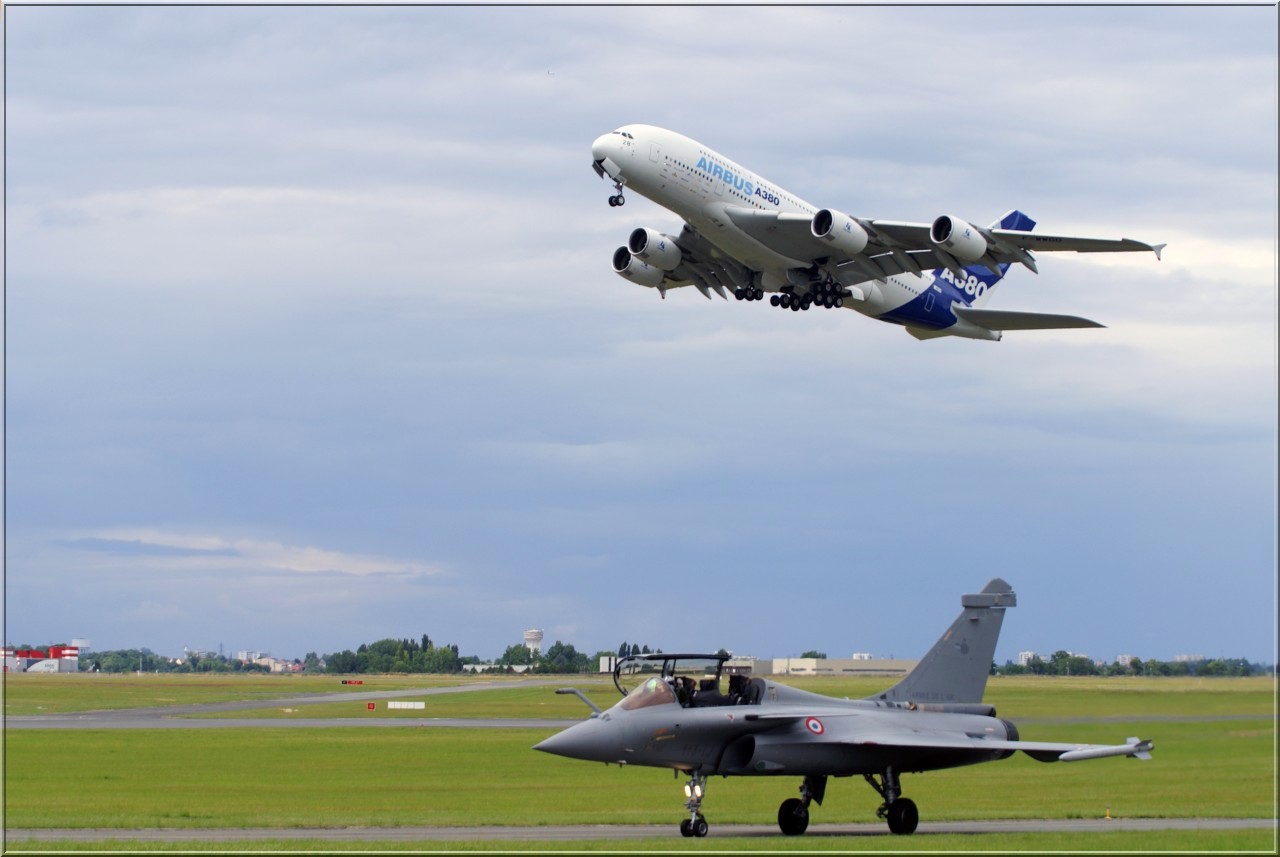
[13,640,1272,677]
[993,651,1268,677]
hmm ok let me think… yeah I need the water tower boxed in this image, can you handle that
[523,628,544,655]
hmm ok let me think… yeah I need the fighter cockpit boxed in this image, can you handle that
[612,653,763,709]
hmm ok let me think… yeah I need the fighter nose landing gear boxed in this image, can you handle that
[678,773,709,838]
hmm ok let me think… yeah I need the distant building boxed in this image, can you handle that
[760,657,915,677]
[1017,651,1038,666]
[850,653,873,660]
[464,663,530,674]
[3,645,80,673]
[1174,654,1206,663]
[1116,654,1137,667]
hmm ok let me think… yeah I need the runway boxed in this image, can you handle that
[7,817,1274,842]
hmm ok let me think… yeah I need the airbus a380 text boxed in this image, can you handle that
[592,125,1164,341]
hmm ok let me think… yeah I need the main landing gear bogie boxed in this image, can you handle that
[733,287,764,301]
[767,290,846,312]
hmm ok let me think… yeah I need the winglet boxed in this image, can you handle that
[1151,243,1166,261]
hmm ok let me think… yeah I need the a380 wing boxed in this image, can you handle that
[720,206,1165,284]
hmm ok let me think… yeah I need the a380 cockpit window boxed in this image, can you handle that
[617,676,677,710]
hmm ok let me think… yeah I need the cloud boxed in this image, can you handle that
[4,5,1274,663]
[65,528,449,579]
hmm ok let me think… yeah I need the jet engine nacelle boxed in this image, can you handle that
[930,215,988,262]
[627,227,682,271]
[811,209,869,256]
[612,246,665,289]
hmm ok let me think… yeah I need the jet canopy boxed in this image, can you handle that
[611,653,753,709]
[613,653,727,696]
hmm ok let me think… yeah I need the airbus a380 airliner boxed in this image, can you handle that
[592,125,1164,341]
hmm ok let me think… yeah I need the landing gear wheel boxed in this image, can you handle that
[679,819,694,837]
[734,288,744,300]
[770,294,780,307]
[886,798,918,835]
[777,798,810,836]
[693,815,709,837]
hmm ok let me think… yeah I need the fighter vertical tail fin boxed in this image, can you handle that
[873,579,1016,705]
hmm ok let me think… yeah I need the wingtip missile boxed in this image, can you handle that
[1058,737,1153,762]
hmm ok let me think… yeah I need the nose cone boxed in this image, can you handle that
[534,717,619,763]
[591,132,614,163]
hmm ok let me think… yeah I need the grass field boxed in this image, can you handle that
[9,831,1277,852]
[1,672,480,716]
[4,673,1275,851]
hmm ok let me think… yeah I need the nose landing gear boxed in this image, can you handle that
[607,179,626,207]
[678,772,709,837]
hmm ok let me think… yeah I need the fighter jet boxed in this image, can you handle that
[535,579,1153,838]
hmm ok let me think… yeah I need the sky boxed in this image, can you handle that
[4,4,1277,666]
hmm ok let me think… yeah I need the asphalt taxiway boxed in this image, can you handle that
[8,817,1274,842]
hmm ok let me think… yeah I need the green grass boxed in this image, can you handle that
[5,674,1274,852]
[184,682,616,719]
[3,831,1275,852]
[5,718,1273,829]
[1,673,478,715]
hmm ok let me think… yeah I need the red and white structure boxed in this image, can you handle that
[3,645,81,673]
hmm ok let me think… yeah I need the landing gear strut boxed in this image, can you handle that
[607,180,626,207]
[865,766,919,835]
[777,775,825,836]
[678,772,709,838]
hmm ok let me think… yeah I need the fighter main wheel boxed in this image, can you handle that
[886,798,918,835]
[777,798,809,836]
[693,815,709,837]
[679,819,694,837]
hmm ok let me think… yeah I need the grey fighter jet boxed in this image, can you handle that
[534,579,1152,838]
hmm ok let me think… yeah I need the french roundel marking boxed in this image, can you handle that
[805,717,824,735]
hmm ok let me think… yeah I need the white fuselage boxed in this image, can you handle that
[591,123,929,319]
